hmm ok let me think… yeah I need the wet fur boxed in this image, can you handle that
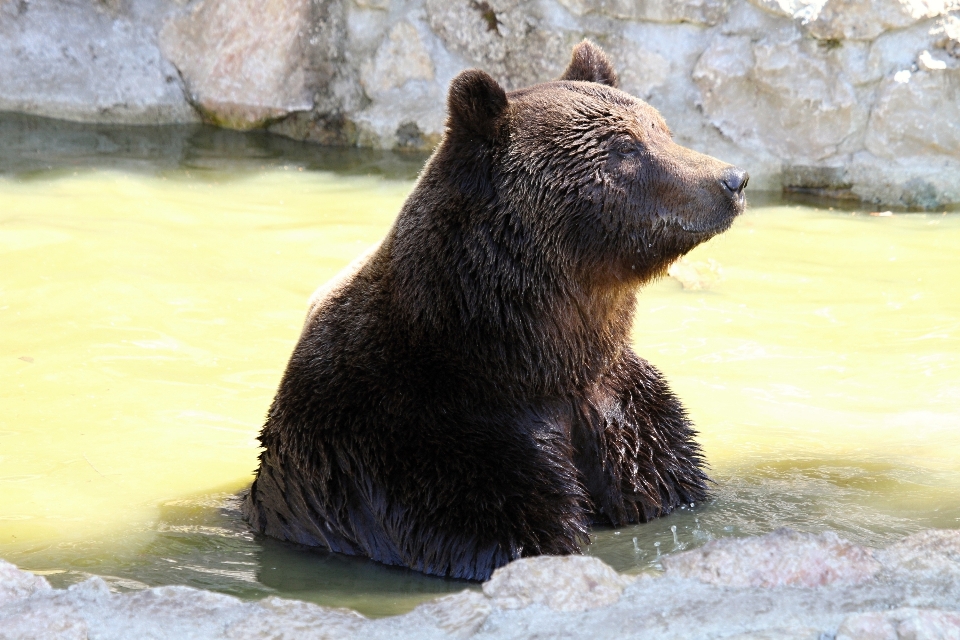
[243,41,745,581]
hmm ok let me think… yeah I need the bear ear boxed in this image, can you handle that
[559,40,619,88]
[446,69,508,140]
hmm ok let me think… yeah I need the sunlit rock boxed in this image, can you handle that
[662,528,882,587]
[4,530,960,638]
[0,559,50,605]
[360,22,435,101]
[159,0,337,130]
[745,0,959,40]
[693,25,868,163]
[0,0,197,125]
[405,590,492,638]
[555,0,731,26]
[836,608,960,640]
[223,596,367,639]
[482,555,634,612]
[803,0,960,41]
[864,64,960,161]
[745,0,829,21]
[878,529,960,579]
[933,13,960,56]
[424,0,579,90]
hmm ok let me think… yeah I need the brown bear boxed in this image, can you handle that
[242,41,747,581]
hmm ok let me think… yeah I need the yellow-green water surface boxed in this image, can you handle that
[2,123,959,617]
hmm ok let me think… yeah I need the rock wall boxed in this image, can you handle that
[0,0,198,125]
[2,0,959,207]
[2,528,960,639]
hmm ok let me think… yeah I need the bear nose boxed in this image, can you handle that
[721,168,749,195]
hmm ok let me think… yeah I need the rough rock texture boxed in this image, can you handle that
[481,556,634,612]
[661,528,883,587]
[0,0,198,124]
[837,609,960,640]
[158,0,319,129]
[1,0,960,206]
[3,528,960,639]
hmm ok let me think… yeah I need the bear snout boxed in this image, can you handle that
[720,167,749,198]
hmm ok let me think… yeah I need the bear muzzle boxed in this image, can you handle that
[721,167,749,203]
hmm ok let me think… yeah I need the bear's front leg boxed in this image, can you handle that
[572,350,709,526]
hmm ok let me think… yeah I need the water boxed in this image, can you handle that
[2,115,959,617]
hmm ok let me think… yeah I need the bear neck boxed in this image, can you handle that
[388,186,639,398]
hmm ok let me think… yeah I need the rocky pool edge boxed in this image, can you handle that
[2,527,959,639]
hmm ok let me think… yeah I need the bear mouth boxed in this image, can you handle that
[676,211,738,235]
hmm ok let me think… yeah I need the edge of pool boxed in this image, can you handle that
[2,527,959,639]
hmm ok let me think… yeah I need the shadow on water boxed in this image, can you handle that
[0,111,430,181]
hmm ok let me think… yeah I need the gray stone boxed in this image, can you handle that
[878,529,960,578]
[662,528,882,588]
[405,591,493,638]
[4,530,960,639]
[2,0,960,206]
[803,0,959,42]
[482,554,634,612]
[744,0,960,40]
[223,596,368,639]
[693,25,868,163]
[555,0,731,26]
[864,64,960,161]
[158,0,344,130]
[837,609,960,640]
[424,0,580,91]
[0,0,198,124]
[0,559,50,605]
[360,21,435,101]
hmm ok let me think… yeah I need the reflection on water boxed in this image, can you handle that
[1,113,959,617]
[0,111,428,179]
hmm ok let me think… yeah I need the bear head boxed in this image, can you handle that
[433,40,748,290]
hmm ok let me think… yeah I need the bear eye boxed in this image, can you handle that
[614,139,638,157]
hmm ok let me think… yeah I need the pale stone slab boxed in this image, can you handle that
[2,0,960,204]
[662,528,882,587]
[0,0,198,125]
[555,0,731,26]
[159,0,321,129]
[3,530,960,639]
[360,21,435,101]
[864,64,960,160]
[837,608,960,640]
[693,26,868,163]
[0,560,50,605]
[804,0,960,41]
[482,554,634,612]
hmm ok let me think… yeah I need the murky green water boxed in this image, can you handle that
[2,115,959,617]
